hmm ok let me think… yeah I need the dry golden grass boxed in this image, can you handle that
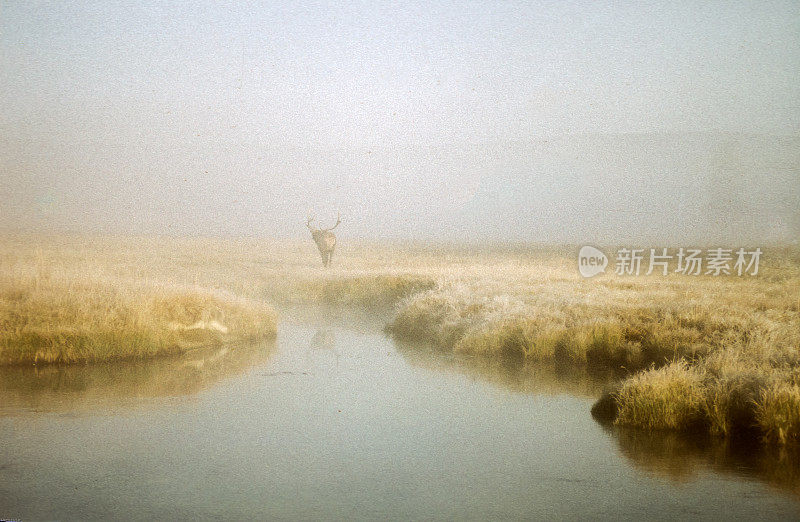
[0,240,278,365]
[755,382,800,445]
[1,233,798,444]
[602,334,800,444]
[613,361,708,430]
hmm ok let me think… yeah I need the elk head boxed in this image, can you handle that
[307,212,340,267]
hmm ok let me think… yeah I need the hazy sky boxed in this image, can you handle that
[2,1,799,242]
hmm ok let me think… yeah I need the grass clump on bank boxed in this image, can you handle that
[594,347,800,445]
[756,382,800,445]
[613,361,708,431]
[0,271,277,365]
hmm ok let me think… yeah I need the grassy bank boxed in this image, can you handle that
[388,264,800,368]
[0,269,277,365]
[597,354,800,445]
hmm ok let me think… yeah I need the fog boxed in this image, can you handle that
[2,1,799,243]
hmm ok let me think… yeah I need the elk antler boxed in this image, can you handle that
[306,216,315,230]
[326,212,341,231]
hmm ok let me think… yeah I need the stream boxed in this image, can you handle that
[1,307,798,520]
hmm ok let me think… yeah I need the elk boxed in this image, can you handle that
[306,213,340,267]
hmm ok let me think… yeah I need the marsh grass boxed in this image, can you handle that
[598,349,800,444]
[613,361,708,431]
[755,382,800,445]
[0,265,277,365]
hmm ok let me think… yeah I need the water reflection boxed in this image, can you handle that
[395,337,800,500]
[282,303,392,333]
[609,426,800,498]
[393,338,615,398]
[308,328,340,370]
[309,328,336,350]
[0,340,276,415]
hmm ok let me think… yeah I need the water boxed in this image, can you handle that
[1,307,798,520]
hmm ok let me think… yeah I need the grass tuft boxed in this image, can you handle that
[755,382,800,445]
[614,361,708,431]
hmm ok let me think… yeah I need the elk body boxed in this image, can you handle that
[307,213,340,267]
